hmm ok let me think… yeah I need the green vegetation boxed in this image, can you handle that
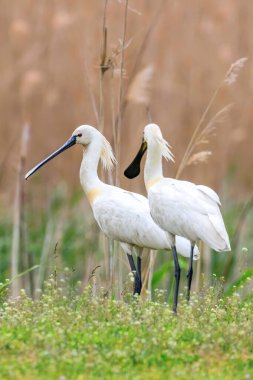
[0,181,252,380]
[0,187,252,379]
[0,274,252,380]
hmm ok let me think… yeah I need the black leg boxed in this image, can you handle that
[186,245,194,301]
[127,253,136,272]
[127,254,141,295]
[172,245,181,314]
[137,256,142,294]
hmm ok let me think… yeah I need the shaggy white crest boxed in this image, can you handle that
[73,125,117,171]
[100,135,117,171]
[156,135,175,163]
[144,123,175,163]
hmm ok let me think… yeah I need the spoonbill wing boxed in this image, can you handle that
[197,185,221,206]
[149,178,230,251]
[92,188,172,250]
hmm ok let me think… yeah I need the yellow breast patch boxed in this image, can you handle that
[86,188,102,205]
[146,177,162,190]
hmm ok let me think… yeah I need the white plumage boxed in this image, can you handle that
[141,123,231,252]
[148,178,230,251]
[92,186,199,257]
[25,124,199,297]
[124,123,230,311]
[76,125,199,259]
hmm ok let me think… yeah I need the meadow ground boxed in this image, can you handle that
[0,186,252,380]
[0,274,252,380]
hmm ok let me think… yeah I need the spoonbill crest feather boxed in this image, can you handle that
[73,125,117,171]
[144,123,175,163]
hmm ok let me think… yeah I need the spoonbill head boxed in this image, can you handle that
[25,125,115,180]
[124,123,174,180]
[143,123,173,159]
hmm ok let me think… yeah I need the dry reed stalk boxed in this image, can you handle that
[37,216,55,290]
[176,58,247,179]
[98,0,109,134]
[116,244,123,299]
[27,252,35,298]
[117,0,141,16]
[202,244,211,286]
[91,272,98,298]
[105,0,164,182]
[222,195,253,280]
[195,241,204,293]
[37,205,65,291]
[108,238,115,296]
[108,30,155,296]
[115,0,129,187]
[141,249,156,300]
[186,151,212,167]
[184,103,233,167]
[109,63,124,298]
[148,250,156,300]
[10,182,21,297]
[175,57,246,292]
[53,242,58,289]
[176,86,222,178]
[111,241,122,300]
[233,195,253,250]
[10,124,30,298]
[84,59,99,125]
[110,71,117,164]
[224,57,248,85]
[113,0,165,139]
[101,225,109,281]
[88,265,101,298]
[98,0,115,294]
[113,240,123,300]
[82,256,94,288]
[196,104,233,146]
[99,0,129,295]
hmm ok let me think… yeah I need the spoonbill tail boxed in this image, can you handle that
[25,125,199,296]
[124,123,230,310]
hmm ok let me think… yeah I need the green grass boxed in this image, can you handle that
[0,186,253,379]
[0,275,252,380]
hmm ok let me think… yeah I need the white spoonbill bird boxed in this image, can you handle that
[124,123,230,309]
[25,125,199,296]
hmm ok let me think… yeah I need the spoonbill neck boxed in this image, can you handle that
[80,139,104,204]
[144,145,164,190]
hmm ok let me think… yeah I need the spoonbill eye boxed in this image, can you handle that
[77,133,82,137]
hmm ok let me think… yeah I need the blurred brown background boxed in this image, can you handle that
[0,0,252,207]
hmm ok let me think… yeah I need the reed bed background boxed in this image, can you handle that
[0,0,253,300]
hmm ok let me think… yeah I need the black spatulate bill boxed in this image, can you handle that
[124,140,147,179]
[25,135,76,180]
